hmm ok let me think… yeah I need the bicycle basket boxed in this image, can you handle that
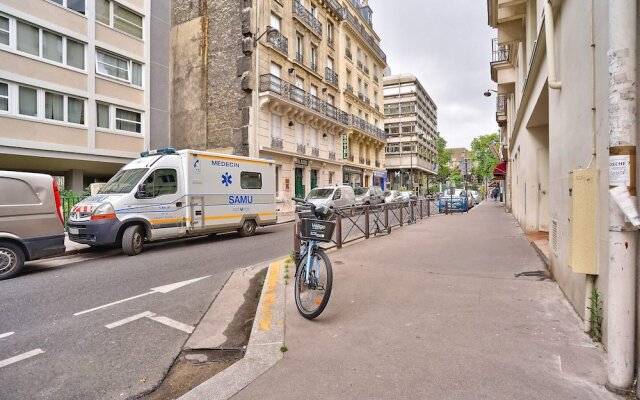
[299,218,336,243]
[295,205,315,219]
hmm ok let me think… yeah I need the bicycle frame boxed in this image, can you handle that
[302,239,320,286]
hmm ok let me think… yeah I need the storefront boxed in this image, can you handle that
[343,165,364,187]
[373,171,387,190]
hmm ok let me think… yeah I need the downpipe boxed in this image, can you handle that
[606,0,638,395]
[545,0,562,89]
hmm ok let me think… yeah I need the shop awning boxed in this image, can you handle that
[493,161,507,179]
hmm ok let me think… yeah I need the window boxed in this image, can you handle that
[67,39,85,69]
[328,133,334,150]
[0,82,8,112]
[311,4,317,18]
[17,22,39,56]
[296,33,303,58]
[43,31,63,63]
[96,50,143,86]
[97,102,110,128]
[96,0,110,24]
[143,169,177,197]
[310,128,318,147]
[241,172,262,189]
[329,172,334,185]
[68,97,85,124]
[327,56,334,71]
[0,16,9,45]
[132,62,143,86]
[327,22,334,45]
[114,4,143,39]
[50,0,85,14]
[271,114,281,138]
[19,86,37,116]
[296,123,304,145]
[270,13,281,32]
[45,92,64,121]
[270,62,281,78]
[327,94,334,105]
[310,45,317,69]
[115,108,141,133]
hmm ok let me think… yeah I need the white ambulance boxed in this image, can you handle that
[67,148,277,255]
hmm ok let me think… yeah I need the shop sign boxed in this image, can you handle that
[342,133,349,159]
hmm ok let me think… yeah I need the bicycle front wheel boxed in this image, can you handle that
[294,248,333,320]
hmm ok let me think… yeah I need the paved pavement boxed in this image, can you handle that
[231,202,618,400]
[0,223,293,400]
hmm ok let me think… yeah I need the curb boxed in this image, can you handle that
[179,258,288,400]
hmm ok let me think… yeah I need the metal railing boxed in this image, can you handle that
[61,195,87,228]
[329,152,336,160]
[345,48,352,60]
[345,84,354,94]
[363,65,369,75]
[325,67,339,87]
[296,52,304,64]
[297,144,306,154]
[491,38,509,62]
[293,1,323,37]
[348,114,386,140]
[271,136,283,149]
[496,94,507,114]
[357,60,363,70]
[375,160,380,167]
[311,62,318,72]
[311,147,320,156]
[359,157,365,164]
[373,75,379,84]
[267,31,288,56]
[339,8,387,62]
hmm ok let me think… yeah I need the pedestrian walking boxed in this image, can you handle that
[492,187,499,202]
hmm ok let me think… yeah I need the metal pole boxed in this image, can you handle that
[399,203,403,226]
[605,0,637,394]
[364,206,370,239]
[335,214,343,249]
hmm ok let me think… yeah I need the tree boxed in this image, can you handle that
[470,133,501,180]
[435,136,453,185]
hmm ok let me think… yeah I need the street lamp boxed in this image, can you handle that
[483,89,498,97]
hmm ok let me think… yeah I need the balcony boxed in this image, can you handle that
[293,1,322,38]
[490,38,514,83]
[359,157,365,164]
[364,96,370,105]
[345,84,354,95]
[365,158,371,166]
[311,62,318,73]
[375,160,380,168]
[496,94,507,126]
[357,60,363,70]
[374,104,379,112]
[325,67,339,87]
[345,48,353,60]
[297,144,306,154]
[358,92,364,100]
[311,147,320,157]
[339,8,386,62]
[363,65,369,75]
[348,155,355,162]
[271,137,283,149]
[373,75,379,84]
[267,31,288,56]
[348,115,386,141]
[329,151,336,160]
[296,52,304,64]
[491,38,509,63]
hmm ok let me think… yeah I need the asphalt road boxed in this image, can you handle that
[0,223,294,400]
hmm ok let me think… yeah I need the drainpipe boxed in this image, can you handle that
[606,0,637,395]
[544,0,562,89]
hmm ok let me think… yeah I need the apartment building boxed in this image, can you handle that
[488,0,640,393]
[383,74,438,194]
[171,0,387,212]
[0,0,169,192]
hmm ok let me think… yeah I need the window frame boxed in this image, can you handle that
[0,81,9,114]
[114,106,143,134]
[0,14,10,46]
[140,169,178,198]
[45,0,86,16]
[95,102,144,136]
[95,0,144,40]
[240,172,263,190]
[95,49,143,88]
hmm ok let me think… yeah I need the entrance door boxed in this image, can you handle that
[310,169,318,189]
[295,168,305,198]
[137,168,184,239]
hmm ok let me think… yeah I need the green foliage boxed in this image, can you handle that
[470,133,501,180]
[435,136,453,185]
[588,288,603,342]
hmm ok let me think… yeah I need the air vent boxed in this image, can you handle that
[551,219,558,254]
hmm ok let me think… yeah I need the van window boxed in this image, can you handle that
[333,189,341,200]
[0,178,40,205]
[143,169,177,197]
[241,172,262,189]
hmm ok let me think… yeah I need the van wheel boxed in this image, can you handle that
[0,241,25,280]
[122,225,144,256]
[238,220,257,237]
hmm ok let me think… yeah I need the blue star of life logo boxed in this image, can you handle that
[222,172,232,187]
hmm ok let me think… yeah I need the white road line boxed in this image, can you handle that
[147,315,195,334]
[105,311,155,329]
[74,292,154,316]
[0,349,45,368]
[0,332,15,339]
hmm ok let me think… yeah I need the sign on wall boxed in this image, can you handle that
[342,133,349,159]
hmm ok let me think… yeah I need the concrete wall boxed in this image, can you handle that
[150,0,171,149]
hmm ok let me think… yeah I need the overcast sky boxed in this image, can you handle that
[369,0,498,149]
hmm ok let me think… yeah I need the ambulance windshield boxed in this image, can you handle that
[99,168,148,194]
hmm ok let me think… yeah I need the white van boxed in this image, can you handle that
[67,149,277,255]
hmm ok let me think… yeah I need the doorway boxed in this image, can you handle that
[295,168,305,198]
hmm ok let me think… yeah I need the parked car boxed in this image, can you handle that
[384,190,404,203]
[306,185,356,209]
[470,190,481,205]
[354,186,385,206]
[399,191,418,202]
[0,171,66,280]
[438,189,471,213]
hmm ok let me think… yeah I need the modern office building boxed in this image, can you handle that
[0,0,169,191]
[171,0,387,212]
[383,74,438,195]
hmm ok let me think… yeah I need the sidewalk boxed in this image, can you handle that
[230,202,617,399]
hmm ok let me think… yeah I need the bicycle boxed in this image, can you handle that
[292,198,335,320]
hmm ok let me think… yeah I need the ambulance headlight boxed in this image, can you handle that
[91,203,116,221]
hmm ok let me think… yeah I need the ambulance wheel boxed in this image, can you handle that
[122,225,144,256]
[238,220,257,237]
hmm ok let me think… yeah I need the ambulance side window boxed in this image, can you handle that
[241,172,262,189]
[143,169,177,198]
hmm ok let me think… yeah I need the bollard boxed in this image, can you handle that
[364,206,370,239]
[419,200,424,219]
[400,204,404,226]
[335,214,343,249]
[427,200,431,217]
[445,201,449,215]
[410,201,415,223]
[384,205,389,231]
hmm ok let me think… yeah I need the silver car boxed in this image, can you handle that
[0,171,66,280]
[354,186,385,206]
[306,185,356,209]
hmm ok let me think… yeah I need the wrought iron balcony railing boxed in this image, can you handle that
[329,152,336,160]
[491,38,509,63]
[347,114,386,141]
[338,8,386,62]
[271,137,283,149]
[293,1,322,37]
[496,94,507,114]
[296,52,304,64]
[359,157,365,164]
[348,155,355,162]
[358,92,364,100]
[366,158,371,166]
[373,75,379,84]
[345,84,354,94]
[375,160,380,168]
[364,96,370,105]
[311,147,320,157]
[345,48,352,60]
[267,31,288,56]
[311,62,318,72]
[297,144,306,154]
[363,65,369,75]
[325,67,339,87]
[357,60,363,70]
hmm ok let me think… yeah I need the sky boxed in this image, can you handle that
[369,0,498,149]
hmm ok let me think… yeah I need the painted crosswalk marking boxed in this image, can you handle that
[0,349,45,369]
[105,311,194,334]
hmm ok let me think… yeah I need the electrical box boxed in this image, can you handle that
[569,169,598,274]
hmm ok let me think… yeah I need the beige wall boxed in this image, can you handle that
[0,117,88,146]
[96,131,144,152]
[96,23,145,57]
[0,52,87,91]
[2,0,87,36]
[95,77,144,105]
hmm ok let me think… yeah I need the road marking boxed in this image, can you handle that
[106,311,155,329]
[106,311,194,334]
[259,261,282,332]
[74,276,211,316]
[0,332,15,339]
[147,315,194,334]
[0,349,45,368]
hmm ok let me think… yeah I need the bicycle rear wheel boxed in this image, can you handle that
[294,248,333,320]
